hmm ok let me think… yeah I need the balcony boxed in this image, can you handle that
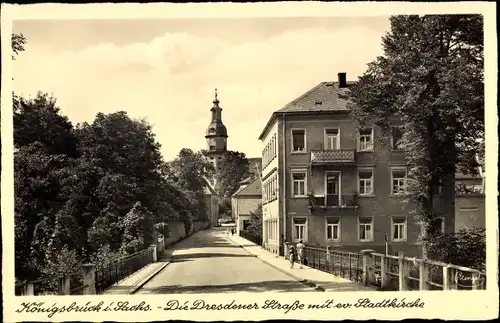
[308,194,359,214]
[310,149,356,165]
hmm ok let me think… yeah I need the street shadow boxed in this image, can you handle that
[169,258,193,263]
[171,253,257,261]
[172,237,244,250]
[139,280,318,294]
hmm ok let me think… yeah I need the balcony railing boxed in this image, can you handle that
[310,149,356,164]
[308,194,359,208]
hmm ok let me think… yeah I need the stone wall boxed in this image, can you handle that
[163,220,210,245]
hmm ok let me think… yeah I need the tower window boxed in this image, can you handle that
[210,146,216,151]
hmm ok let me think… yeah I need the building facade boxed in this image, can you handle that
[259,73,456,258]
[203,179,220,228]
[232,177,262,233]
[455,172,485,231]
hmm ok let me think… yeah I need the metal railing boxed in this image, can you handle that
[239,230,262,246]
[301,246,363,282]
[308,194,359,208]
[94,246,154,294]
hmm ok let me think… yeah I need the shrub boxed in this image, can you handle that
[425,228,486,271]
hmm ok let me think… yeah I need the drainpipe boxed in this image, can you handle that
[282,114,287,256]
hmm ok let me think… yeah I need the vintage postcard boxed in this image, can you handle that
[1,1,498,322]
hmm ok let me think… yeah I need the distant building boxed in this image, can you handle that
[455,171,485,231]
[203,179,220,228]
[232,176,262,233]
[258,72,459,258]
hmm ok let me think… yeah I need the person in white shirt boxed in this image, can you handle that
[296,240,305,269]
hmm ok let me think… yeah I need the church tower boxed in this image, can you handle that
[205,89,228,188]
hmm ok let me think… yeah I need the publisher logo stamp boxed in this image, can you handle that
[454,271,485,289]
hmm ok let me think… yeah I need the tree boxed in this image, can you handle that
[203,150,251,199]
[14,143,77,279]
[14,93,79,157]
[168,148,215,225]
[12,33,26,59]
[344,15,484,259]
[247,203,263,236]
[120,202,155,254]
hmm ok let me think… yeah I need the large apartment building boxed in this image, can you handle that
[258,73,456,258]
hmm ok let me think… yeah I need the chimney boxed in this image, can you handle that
[338,72,347,88]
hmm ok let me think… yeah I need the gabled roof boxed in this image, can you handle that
[239,176,252,185]
[277,81,355,113]
[232,176,261,198]
[258,81,355,139]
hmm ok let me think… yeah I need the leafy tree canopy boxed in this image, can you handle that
[344,14,484,258]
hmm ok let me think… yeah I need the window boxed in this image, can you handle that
[210,145,216,151]
[291,171,307,197]
[391,217,407,241]
[293,218,307,241]
[326,217,340,241]
[292,129,306,152]
[391,168,407,195]
[391,127,404,151]
[268,219,278,241]
[243,220,250,230]
[358,169,374,195]
[325,128,340,150]
[358,217,373,241]
[359,128,374,151]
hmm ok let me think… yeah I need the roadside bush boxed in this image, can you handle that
[425,228,486,271]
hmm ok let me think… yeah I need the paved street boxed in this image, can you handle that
[135,228,316,294]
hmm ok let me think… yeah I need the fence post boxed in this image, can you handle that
[362,252,369,285]
[59,276,71,295]
[442,266,450,290]
[419,261,428,291]
[151,244,158,262]
[24,283,34,296]
[326,246,331,264]
[82,264,96,295]
[398,257,409,291]
[380,255,388,290]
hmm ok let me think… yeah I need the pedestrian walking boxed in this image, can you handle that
[289,244,297,269]
[296,240,305,269]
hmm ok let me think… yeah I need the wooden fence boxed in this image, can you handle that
[298,246,486,291]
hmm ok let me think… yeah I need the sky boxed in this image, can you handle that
[12,17,391,161]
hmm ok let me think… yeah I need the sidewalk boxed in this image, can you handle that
[103,249,173,295]
[228,235,376,292]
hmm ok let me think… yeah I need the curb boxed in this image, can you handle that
[129,262,170,294]
[229,238,326,292]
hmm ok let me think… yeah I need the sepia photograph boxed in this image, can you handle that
[1,2,497,322]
